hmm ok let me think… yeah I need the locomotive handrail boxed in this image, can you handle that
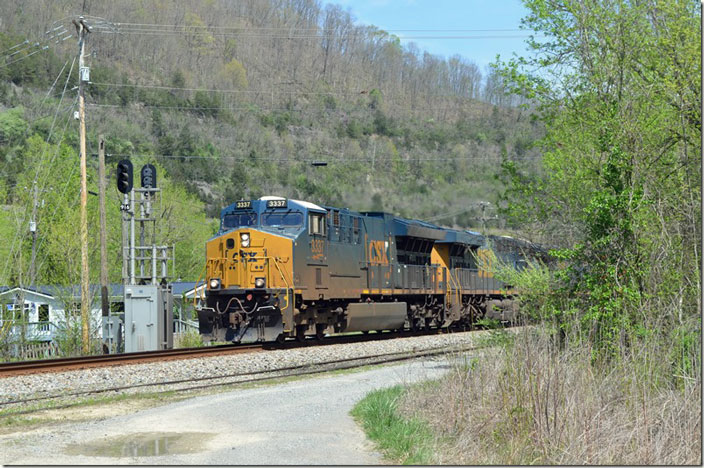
[270,257,291,289]
[192,263,208,308]
[447,268,462,306]
[270,256,292,312]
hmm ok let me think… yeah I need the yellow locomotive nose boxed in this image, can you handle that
[205,228,293,291]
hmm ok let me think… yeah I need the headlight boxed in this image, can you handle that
[209,278,221,289]
[254,277,265,288]
[240,233,250,247]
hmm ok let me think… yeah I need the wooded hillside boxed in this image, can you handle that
[0,0,540,284]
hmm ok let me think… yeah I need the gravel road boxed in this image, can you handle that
[0,356,458,465]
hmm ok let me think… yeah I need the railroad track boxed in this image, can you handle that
[0,327,458,377]
[0,341,482,415]
[0,343,266,377]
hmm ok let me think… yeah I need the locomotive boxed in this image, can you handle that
[197,196,544,343]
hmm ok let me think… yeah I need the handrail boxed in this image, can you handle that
[270,256,292,311]
[447,268,462,310]
[270,257,291,289]
[192,263,207,308]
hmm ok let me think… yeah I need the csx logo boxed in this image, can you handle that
[231,251,259,264]
[368,240,389,264]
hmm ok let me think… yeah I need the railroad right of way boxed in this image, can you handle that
[0,329,510,413]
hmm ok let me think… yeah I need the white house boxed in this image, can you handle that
[0,282,200,343]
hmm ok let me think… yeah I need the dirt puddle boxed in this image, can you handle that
[64,431,216,457]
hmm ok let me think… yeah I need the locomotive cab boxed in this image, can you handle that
[199,196,314,343]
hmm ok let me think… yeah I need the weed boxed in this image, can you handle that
[351,385,437,465]
[175,330,204,348]
[397,327,701,465]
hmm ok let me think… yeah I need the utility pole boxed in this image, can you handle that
[29,182,38,288]
[98,136,109,321]
[74,16,91,354]
[480,202,488,232]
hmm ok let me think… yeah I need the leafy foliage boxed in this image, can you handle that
[497,0,700,365]
[0,1,546,289]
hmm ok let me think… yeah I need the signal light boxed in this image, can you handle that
[141,163,157,189]
[116,159,133,194]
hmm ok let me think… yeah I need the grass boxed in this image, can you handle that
[0,390,184,427]
[473,324,515,349]
[174,330,205,348]
[394,327,701,465]
[0,415,44,428]
[350,325,700,465]
[350,385,438,465]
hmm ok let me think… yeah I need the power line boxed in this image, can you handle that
[0,39,29,56]
[104,152,540,163]
[88,82,488,103]
[43,59,70,99]
[89,81,367,95]
[1,58,77,285]
[86,101,490,115]
[31,58,77,186]
[0,30,72,69]
[1,46,49,69]
[90,22,539,39]
[93,28,535,40]
[1,101,77,286]
[3,28,71,59]
[107,22,532,33]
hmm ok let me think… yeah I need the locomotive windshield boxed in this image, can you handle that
[263,211,303,227]
[222,212,258,229]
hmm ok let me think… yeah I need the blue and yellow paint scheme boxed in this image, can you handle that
[197,196,549,343]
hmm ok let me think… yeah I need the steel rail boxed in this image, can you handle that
[0,343,482,415]
[0,343,263,375]
[0,325,485,377]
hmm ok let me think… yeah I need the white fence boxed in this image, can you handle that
[174,318,199,333]
[1,320,58,342]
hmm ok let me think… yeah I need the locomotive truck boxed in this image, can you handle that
[197,196,543,343]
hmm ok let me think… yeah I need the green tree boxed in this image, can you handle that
[498,0,701,359]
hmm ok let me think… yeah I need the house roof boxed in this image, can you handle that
[0,286,55,300]
[171,281,200,296]
[0,282,199,300]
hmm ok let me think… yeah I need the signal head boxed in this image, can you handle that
[116,159,133,194]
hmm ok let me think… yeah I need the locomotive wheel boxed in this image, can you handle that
[275,333,286,344]
[315,324,326,341]
[295,325,307,342]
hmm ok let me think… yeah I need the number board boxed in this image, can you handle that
[266,199,287,209]
[235,200,252,209]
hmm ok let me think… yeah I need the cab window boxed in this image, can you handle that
[308,212,327,236]
[222,213,257,229]
[263,212,303,227]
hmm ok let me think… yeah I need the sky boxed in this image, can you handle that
[323,0,533,70]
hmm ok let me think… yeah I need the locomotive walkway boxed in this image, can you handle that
[0,357,457,465]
